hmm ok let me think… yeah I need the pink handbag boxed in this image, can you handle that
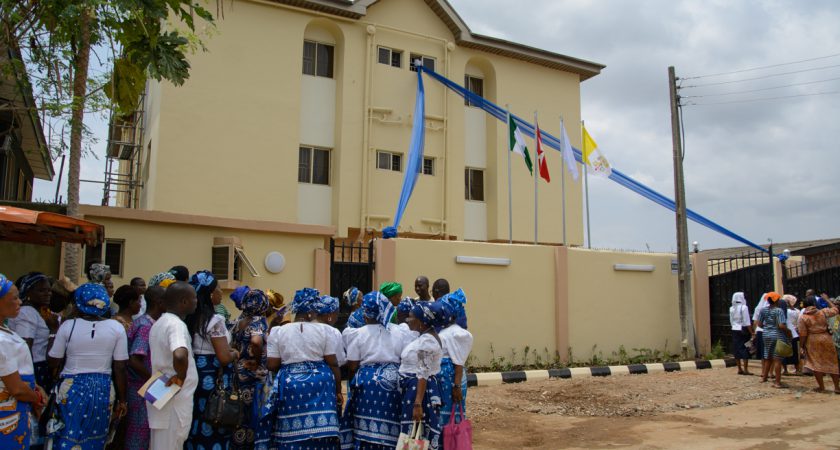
[442,405,473,450]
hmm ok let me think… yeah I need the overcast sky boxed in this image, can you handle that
[33,0,840,253]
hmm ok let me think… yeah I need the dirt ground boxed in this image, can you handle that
[468,366,840,449]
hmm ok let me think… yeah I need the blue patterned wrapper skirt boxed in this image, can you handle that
[339,363,402,450]
[437,358,468,431]
[0,374,34,450]
[267,360,339,449]
[52,372,113,450]
[399,374,442,450]
[186,354,232,450]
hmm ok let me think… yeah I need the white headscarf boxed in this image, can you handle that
[730,292,749,326]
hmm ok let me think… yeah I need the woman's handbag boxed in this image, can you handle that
[203,364,245,429]
[396,421,429,450]
[443,405,473,450]
[775,339,793,358]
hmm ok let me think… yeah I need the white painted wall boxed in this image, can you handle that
[298,183,333,225]
[464,200,487,241]
[299,76,336,149]
[464,107,486,168]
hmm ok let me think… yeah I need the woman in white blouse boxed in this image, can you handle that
[0,274,46,450]
[437,289,473,434]
[729,292,753,375]
[184,270,238,450]
[264,287,341,449]
[47,283,128,449]
[399,301,445,450]
[9,272,58,392]
[340,291,406,450]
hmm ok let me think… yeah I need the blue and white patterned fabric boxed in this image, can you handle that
[340,363,402,449]
[437,357,468,430]
[438,289,468,329]
[346,309,365,329]
[73,283,110,317]
[313,295,339,316]
[265,361,339,448]
[186,354,232,449]
[0,373,33,450]
[399,373,442,450]
[292,288,320,314]
[52,373,114,449]
[362,292,395,327]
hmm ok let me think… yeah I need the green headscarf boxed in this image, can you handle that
[379,281,403,298]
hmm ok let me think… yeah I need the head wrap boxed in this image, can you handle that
[159,278,176,289]
[782,294,797,308]
[88,263,110,283]
[343,287,361,307]
[379,282,403,298]
[74,283,110,317]
[0,274,14,299]
[292,287,320,314]
[149,272,175,288]
[266,289,285,311]
[731,292,746,307]
[411,301,446,328]
[439,288,468,329]
[346,308,365,328]
[313,295,340,315]
[730,292,748,327]
[230,286,251,309]
[765,291,781,303]
[362,291,395,327]
[19,272,49,299]
[190,270,219,294]
[169,266,190,282]
[240,289,270,316]
[397,297,416,313]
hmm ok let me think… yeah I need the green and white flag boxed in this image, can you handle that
[508,115,533,174]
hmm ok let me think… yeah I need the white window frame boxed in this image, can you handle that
[376,150,403,172]
[302,40,335,78]
[465,167,485,202]
[464,75,484,107]
[103,239,125,277]
[378,46,402,68]
[410,54,436,72]
[298,145,331,185]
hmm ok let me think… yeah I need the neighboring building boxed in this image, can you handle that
[83,0,604,298]
[0,44,53,201]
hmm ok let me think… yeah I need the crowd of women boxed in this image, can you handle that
[0,264,472,450]
[729,289,840,392]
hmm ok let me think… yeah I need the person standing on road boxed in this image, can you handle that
[782,295,801,376]
[753,292,788,388]
[729,292,753,375]
[798,296,840,393]
[437,289,473,434]
[751,293,769,363]
[414,276,432,302]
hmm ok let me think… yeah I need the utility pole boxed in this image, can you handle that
[668,66,698,358]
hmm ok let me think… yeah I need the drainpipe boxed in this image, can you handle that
[359,25,375,240]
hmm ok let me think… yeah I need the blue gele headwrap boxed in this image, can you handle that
[241,289,270,316]
[439,288,468,329]
[342,287,361,307]
[74,283,111,317]
[397,297,416,313]
[346,308,365,329]
[362,291,395,327]
[313,295,339,315]
[0,274,14,299]
[189,270,217,296]
[19,272,48,299]
[411,301,446,328]
[230,285,251,310]
[292,287,320,314]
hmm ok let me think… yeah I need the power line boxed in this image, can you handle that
[682,76,840,98]
[684,90,840,106]
[680,63,840,88]
[681,52,840,80]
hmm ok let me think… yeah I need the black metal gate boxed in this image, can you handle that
[708,251,773,348]
[330,239,375,328]
[783,253,840,300]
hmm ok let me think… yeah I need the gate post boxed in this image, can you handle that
[373,238,396,288]
[691,252,711,355]
[314,248,331,294]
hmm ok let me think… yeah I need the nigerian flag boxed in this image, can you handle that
[508,115,533,174]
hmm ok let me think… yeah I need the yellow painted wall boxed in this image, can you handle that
[566,248,682,360]
[83,215,325,312]
[0,241,61,281]
[391,238,558,364]
[136,0,588,245]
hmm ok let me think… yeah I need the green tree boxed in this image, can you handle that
[1,0,216,281]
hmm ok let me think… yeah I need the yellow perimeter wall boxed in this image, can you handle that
[383,238,689,365]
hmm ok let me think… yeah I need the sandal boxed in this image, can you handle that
[743,371,754,376]
[771,384,785,389]
[737,369,745,375]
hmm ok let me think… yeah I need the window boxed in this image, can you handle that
[212,237,260,284]
[378,46,402,68]
[422,157,434,175]
[302,40,334,78]
[298,146,331,185]
[464,75,484,107]
[376,151,402,172]
[410,54,436,72]
[104,239,124,276]
[465,168,484,201]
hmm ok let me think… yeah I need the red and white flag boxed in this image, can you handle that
[535,117,550,182]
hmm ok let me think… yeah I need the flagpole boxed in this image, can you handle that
[583,120,592,249]
[533,111,538,245]
[560,116,567,246]
[506,105,513,244]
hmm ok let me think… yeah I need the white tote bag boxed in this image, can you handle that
[396,421,430,450]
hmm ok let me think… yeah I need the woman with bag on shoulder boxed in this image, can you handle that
[798,296,840,393]
[398,301,446,450]
[185,271,239,450]
[264,287,341,449]
[752,292,789,388]
[47,283,129,449]
[436,289,473,440]
[0,274,47,450]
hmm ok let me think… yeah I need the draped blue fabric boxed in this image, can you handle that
[384,67,426,239]
[418,67,769,253]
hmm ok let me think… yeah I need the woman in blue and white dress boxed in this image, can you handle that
[398,301,445,450]
[436,289,473,435]
[341,291,410,450]
[265,288,341,449]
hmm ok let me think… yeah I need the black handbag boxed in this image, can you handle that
[203,364,245,429]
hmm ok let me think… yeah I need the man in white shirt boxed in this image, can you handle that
[147,281,198,449]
